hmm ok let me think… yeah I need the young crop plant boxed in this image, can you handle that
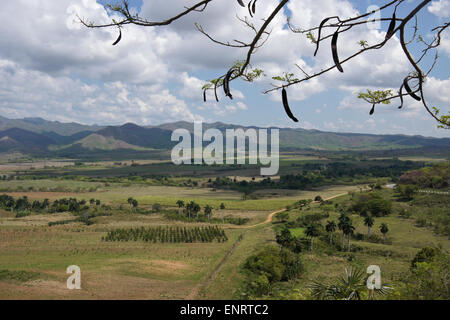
[102,226,228,243]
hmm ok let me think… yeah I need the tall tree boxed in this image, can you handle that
[380,223,389,243]
[204,205,213,221]
[338,213,350,249]
[176,200,185,216]
[343,222,355,252]
[192,202,201,221]
[325,220,337,245]
[306,224,320,251]
[364,215,375,237]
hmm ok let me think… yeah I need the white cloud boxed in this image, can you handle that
[428,0,450,18]
[0,0,447,137]
[0,59,198,125]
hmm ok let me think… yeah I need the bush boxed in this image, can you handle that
[242,246,303,296]
[350,192,392,217]
[411,247,440,269]
[0,270,40,282]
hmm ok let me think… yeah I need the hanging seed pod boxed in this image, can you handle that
[398,84,404,109]
[248,0,254,18]
[237,0,245,7]
[331,31,344,73]
[224,69,234,100]
[403,77,422,101]
[314,17,331,57]
[214,80,219,102]
[252,0,257,14]
[369,104,375,115]
[282,88,299,123]
[112,28,122,46]
[385,13,396,40]
[203,89,207,103]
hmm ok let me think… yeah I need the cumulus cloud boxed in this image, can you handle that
[0,59,198,125]
[0,0,447,137]
[428,0,450,18]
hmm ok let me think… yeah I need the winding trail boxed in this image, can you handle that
[185,191,350,299]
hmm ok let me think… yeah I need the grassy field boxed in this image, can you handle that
[0,178,365,299]
[0,158,448,300]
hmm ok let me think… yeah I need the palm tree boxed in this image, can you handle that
[380,223,389,243]
[305,224,320,251]
[176,200,185,215]
[325,220,337,245]
[309,267,392,300]
[204,205,212,221]
[127,197,134,210]
[186,201,193,219]
[132,199,138,212]
[338,214,350,249]
[192,202,201,221]
[364,215,375,237]
[343,221,355,252]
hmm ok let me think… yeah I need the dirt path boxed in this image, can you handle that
[226,192,348,230]
[186,191,350,299]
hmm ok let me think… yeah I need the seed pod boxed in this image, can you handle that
[314,17,331,57]
[203,89,207,103]
[369,104,375,115]
[282,88,299,123]
[248,0,254,18]
[224,69,234,100]
[385,13,396,40]
[403,77,421,101]
[112,28,122,46]
[214,80,219,102]
[331,31,344,73]
[252,0,257,14]
[398,84,404,109]
[237,0,245,7]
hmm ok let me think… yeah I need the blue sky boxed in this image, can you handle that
[0,0,448,137]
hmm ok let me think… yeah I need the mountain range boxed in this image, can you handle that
[0,116,449,157]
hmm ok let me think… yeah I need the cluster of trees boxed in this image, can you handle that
[242,246,303,297]
[0,194,105,216]
[102,226,228,243]
[168,201,248,225]
[350,193,392,217]
[277,211,390,254]
[395,184,418,200]
[127,197,138,212]
[395,247,450,300]
[176,200,225,222]
[398,162,450,189]
[208,161,424,195]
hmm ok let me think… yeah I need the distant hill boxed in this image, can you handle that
[0,116,102,136]
[62,133,145,151]
[0,116,448,156]
[0,128,55,152]
[97,123,177,149]
[152,121,450,152]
